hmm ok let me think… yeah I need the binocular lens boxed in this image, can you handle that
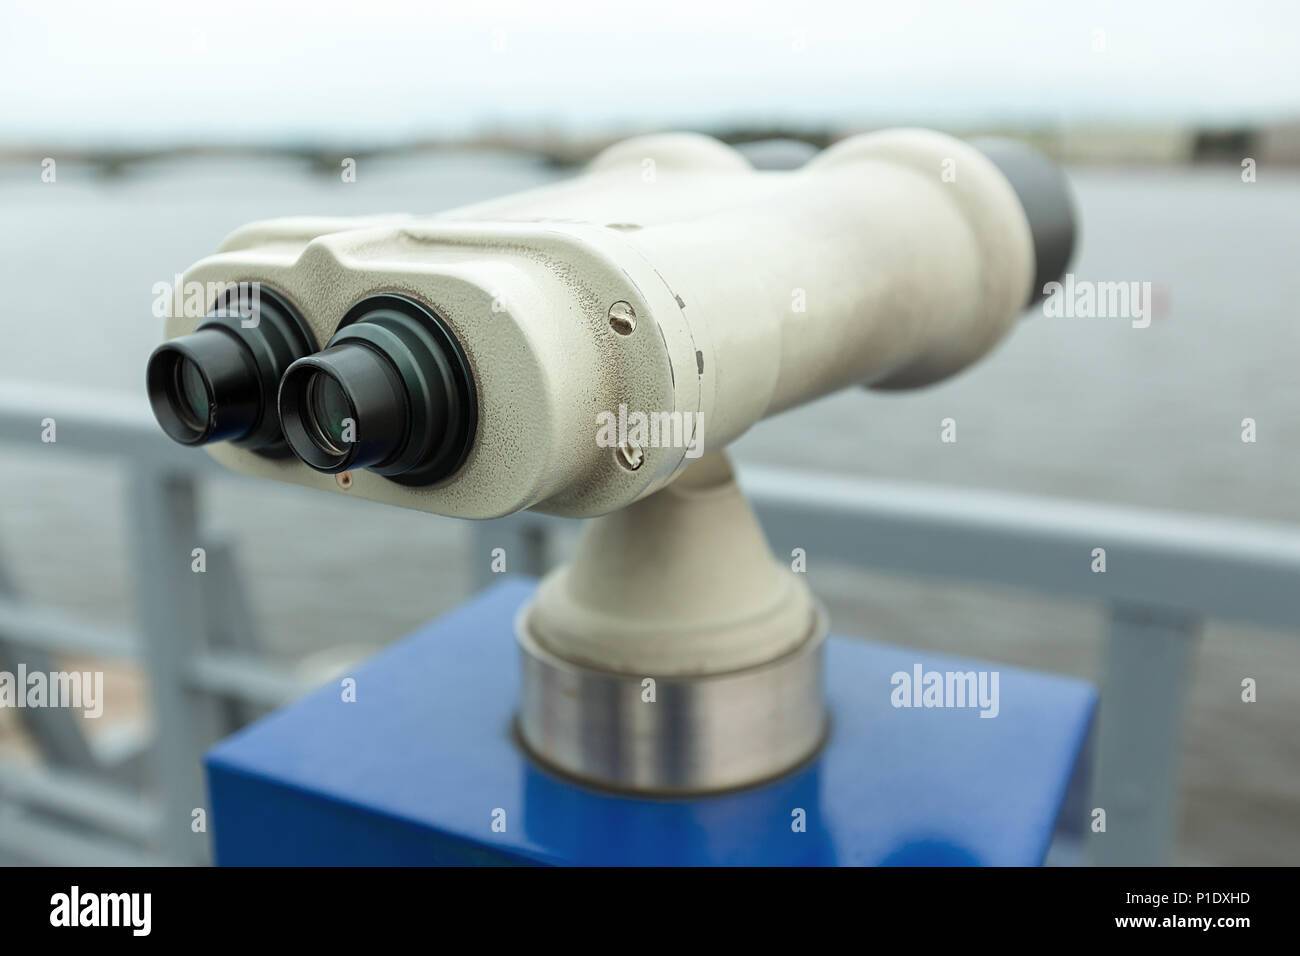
[277,295,476,485]
[306,373,353,455]
[174,357,211,430]
[145,289,314,454]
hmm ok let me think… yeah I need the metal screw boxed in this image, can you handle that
[615,441,643,471]
[608,300,636,335]
[336,471,354,490]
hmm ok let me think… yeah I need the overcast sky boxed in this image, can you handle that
[4,0,1298,143]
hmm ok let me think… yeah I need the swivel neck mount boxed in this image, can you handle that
[515,453,829,794]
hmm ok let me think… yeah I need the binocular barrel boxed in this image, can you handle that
[146,130,1075,518]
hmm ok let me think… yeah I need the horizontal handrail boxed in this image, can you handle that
[190,650,311,709]
[5,381,1299,631]
[0,597,138,659]
[0,808,164,867]
[506,466,1300,633]
[0,381,223,473]
[738,467,1300,631]
[0,763,158,841]
[0,597,307,705]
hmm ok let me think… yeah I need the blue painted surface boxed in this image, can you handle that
[207,578,1096,866]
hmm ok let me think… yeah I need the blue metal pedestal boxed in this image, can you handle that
[207,579,1096,866]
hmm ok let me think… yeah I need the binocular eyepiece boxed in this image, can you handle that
[145,289,313,454]
[277,296,476,484]
[146,292,477,485]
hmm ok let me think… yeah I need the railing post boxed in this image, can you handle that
[1087,603,1201,866]
[126,467,220,864]
[200,537,270,732]
[470,516,550,592]
[0,546,96,771]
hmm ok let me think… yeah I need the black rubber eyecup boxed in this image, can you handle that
[277,294,476,485]
[278,344,410,474]
[145,287,314,454]
[971,137,1078,307]
[147,329,259,445]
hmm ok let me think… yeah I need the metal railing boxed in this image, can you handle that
[0,383,308,865]
[4,381,1300,865]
